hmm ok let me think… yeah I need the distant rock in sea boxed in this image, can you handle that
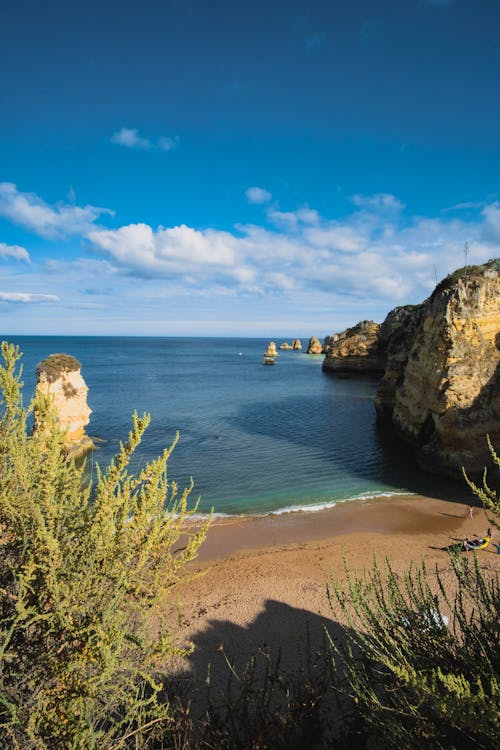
[306,336,323,354]
[292,338,302,350]
[34,353,94,458]
[279,342,293,350]
[264,341,278,357]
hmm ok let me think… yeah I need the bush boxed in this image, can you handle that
[0,342,209,749]
[327,441,500,749]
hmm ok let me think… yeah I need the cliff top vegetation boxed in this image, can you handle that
[35,353,81,382]
[431,257,500,301]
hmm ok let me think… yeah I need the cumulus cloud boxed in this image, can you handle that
[111,128,179,152]
[0,183,113,239]
[1,182,498,327]
[245,186,272,204]
[0,292,60,303]
[85,191,500,307]
[0,242,30,262]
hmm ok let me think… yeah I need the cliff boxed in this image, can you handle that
[376,260,500,475]
[34,353,93,458]
[323,320,383,373]
[322,308,418,375]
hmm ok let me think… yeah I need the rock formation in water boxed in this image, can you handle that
[279,342,293,350]
[34,353,93,458]
[376,260,500,475]
[322,308,418,375]
[323,320,384,373]
[292,338,302,350]
[306,336,323,354]
[264,341,278,357]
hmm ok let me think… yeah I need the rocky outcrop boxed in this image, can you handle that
[292,339,302,350]
[264,341,278,358]
[34,353,93,457]
[279,342,293,350]
[322,308,420,376]
[323,320,383,374]
[376,260,500,475]
[306,336,323,355]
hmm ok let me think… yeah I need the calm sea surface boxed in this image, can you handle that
[8,336,462,515]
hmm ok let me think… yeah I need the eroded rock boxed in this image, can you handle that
[34,353,93,458]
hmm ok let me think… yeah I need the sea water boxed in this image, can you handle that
[7,336,462,516]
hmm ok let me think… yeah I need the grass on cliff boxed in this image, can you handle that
[431,257,500,300]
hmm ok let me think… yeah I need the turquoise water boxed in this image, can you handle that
[9,336,461,515]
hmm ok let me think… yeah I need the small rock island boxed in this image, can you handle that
[34,353,94,458]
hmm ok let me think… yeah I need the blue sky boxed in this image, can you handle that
[0,0,499,337]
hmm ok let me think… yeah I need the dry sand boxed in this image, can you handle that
[172,493,499,686]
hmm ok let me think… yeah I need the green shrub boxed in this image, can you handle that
[0,342,209,749]
[327,441,500,749]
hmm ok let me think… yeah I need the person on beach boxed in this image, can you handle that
[461,528,492,552]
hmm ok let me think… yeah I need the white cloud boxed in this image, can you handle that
[0,242,30,262]
[245,186,272,204]
[1,183,498,335]
[0,182,113,239]
[0,292,60,303]
[111,128,179,152]
[82,191,500,305]
[351,193,405,211]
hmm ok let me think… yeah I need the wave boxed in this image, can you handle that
[188,490,415,521]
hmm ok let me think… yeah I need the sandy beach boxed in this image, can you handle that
[172,493,499,686]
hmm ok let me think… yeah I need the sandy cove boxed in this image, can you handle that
[171,493,499,687]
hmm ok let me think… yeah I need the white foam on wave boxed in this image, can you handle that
[188,490,415,520]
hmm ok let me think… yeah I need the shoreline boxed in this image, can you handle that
[192,490,474,562]
[172,492,498,684]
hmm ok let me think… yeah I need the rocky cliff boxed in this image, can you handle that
[323,320,383,373]
[34,353,93,457]
[322,308,419,375]
[376,260,500,475]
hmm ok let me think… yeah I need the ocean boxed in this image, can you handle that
[7,336,462,516]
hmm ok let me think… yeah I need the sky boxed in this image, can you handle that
[0,0,499,338]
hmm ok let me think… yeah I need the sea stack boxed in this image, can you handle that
[279,342,293,350]
[264,341,278,357]
[306,336,323,354]
[292,339,302,350]
[34,353,93,458]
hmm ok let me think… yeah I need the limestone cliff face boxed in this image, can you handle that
[377,260,500,475]
[322,308,419,376]
[306,336,323,355]
[322,320,383,373]
[34,354,93,456]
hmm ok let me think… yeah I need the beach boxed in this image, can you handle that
[173,493,499,684]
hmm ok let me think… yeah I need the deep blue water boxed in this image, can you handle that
[6,336,462,515]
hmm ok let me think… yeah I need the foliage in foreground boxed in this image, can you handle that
[327,440,500,749]
[0,342,209,749]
